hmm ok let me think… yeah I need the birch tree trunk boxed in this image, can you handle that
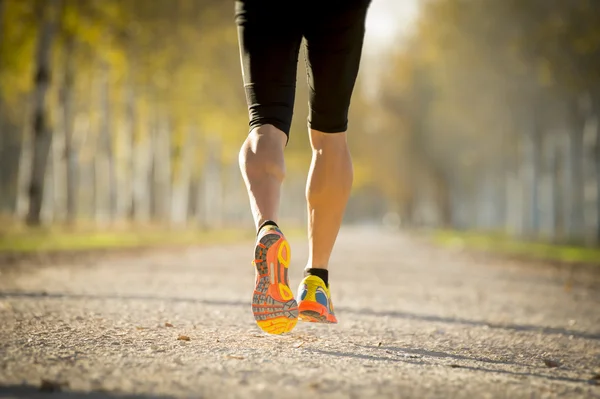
[52,88,65,221]
[42,142,55,223]
[26,0,61,226]
[202,137,223,229]
[0,0,5,46]
[63,35,77,224]
[158,111,172,222]
[564,103,585,242]
[149,115,159,220]
[101,63,117,222]
[120,75,136,220]
[0,0,5,207]
[133,129,151,223]
[149,108,171,222]
[170,128,195,226]
[506,147,524,238]
[544,134,559,241]
[523,114,541,238]
[595,107,600,245]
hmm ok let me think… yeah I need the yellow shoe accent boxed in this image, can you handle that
[277,240,290,267]
[256,317,298,335]
[297,275,338,324]
[278,283,293,301]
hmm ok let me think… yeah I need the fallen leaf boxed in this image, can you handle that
[377,342,382,347]
[294,341,305,348]
[226,355,245,360]
[177,335,190,341]
[564,281,573,293]
[449,364,462,368]
[165,323,174,327]
[543,359,560,368]
[39,379,67,393]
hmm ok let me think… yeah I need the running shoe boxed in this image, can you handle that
[297,275,338,323]
[251,225,298,334]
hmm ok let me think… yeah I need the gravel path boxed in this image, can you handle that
[1,228,599,399]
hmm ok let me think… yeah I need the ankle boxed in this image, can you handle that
[257,219,279,234]
[304,267,329,287]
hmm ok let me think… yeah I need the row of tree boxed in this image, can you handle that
[0,0,255,228]
[353,0,600,246]
[1,0,599,246]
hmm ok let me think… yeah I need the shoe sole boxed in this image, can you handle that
[298,301,337,324]
[252,232,298,334]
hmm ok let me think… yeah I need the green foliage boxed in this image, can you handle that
[434,230,600,265]
[0,0,38,120]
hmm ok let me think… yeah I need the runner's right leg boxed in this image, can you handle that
[298,0,371,324]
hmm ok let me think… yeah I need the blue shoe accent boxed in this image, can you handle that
[315,287,329,308]
[299,284,308,301]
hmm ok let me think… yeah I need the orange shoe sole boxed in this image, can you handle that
[298,300,338,324]
[252,232,298,334]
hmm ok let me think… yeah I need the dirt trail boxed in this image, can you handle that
[1,227,599,398]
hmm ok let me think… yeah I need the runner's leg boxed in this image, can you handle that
[235,0,303,230]
[303,1,371,274]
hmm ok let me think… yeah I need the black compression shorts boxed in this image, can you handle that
[235,0,371,138]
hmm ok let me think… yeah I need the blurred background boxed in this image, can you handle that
[0,0,599,255]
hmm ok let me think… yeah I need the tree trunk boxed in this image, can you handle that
[26,0,61,226]
[523,112,541,238]
[0,0,5,47]
[152,109,171,222]
[43,142,55,223]
[121,75,136,220]
[544,134,560,242]
[133,129,151,223]
[170,128,195,226]
[564,102,586,243]
[100,63,117,222]
[149,115,159,220]
[51,86,65,221]
[0,0,5,208]
[63,35,77,224]
[93,154,99,223]
[506,144,524,238]
[595,103,600,246]
[16,110,33,218]
[202,137,223,229]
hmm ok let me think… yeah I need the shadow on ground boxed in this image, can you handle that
[305,349,596,385]
[0,384,174,399]
[1,290,599,341]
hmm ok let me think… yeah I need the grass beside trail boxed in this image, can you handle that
[433,230,600,265]
[0,222,308,254]
[0,226,258,254]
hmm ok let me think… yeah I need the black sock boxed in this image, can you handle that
[305,268,329,287]
[257,220,278,235]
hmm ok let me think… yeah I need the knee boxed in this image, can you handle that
[239,124,287,182]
